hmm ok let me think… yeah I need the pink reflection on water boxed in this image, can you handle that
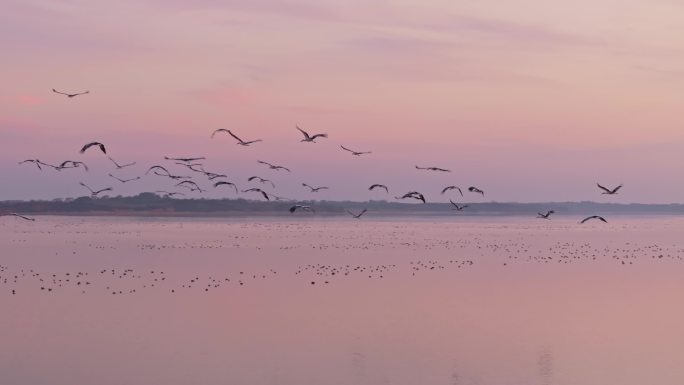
[1,216,684,384]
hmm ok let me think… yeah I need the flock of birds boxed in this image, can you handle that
[1,216,680,296]
[1,88,627,225]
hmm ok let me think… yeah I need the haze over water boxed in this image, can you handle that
[3,216,684,385]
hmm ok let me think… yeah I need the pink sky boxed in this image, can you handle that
[2,0,684,203]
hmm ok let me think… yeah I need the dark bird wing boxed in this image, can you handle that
[109,174,125,182]
[146,165,170,175]
[227,130,244,143]
[612,184,623,193]
[1,213,35,221]
[341,145,354,153]
[581,216,607,224]
[310,133,327,140]
[596,183,612,193]
[211,129,229,138]
[79,182,94,193]
[296,126,311,140]
[80,142,106,154]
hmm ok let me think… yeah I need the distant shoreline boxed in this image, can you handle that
[3,193,684,217]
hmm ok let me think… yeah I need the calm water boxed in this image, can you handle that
[2,216,684,385]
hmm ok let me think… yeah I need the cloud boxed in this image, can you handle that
[139,0,344,21]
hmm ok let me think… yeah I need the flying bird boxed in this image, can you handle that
[396,191,426,204]
[257,160,290,172]
[109,174,141,183]
[164,156,206,163]
[52,88,89,98]
[597,183,623,195]
[340,145,371,156]
[58,160,89,171]
[175,180,205,193]
[369,184,389,193]
[146,165,171,175]
[79,182,112,197]
[80,142,106,155]
[214,181,238,194]
[449,200,468,211]
[416,165,450,172]
[109,157,136,169]
[537,210,555,219]
[248,176,275,189]
[296,125,327,142]
[175,163,205,173]
[580,215,608,224]
[155,191,186,198]
[18,159,52,171]
[441,186,463,196]
[212,129,262,146]
[468,186,485,196]
[0,213,35,221]
[302,183,329,193]
[290,205,315,213]
[243,188,270,201]
[155,172,191,180]
[346,209,367,219]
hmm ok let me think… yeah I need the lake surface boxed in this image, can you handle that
[2,215,684,385]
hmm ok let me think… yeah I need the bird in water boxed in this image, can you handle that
[449,200,468,211]
[537,210,554,219]
[346,209,367,219]
[290,205,315,213]
[0,213,35,221]
[580,215,608,224]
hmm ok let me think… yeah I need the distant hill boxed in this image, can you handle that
[2,193,684,217]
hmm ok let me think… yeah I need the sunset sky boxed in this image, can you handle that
[2,0,684,203]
